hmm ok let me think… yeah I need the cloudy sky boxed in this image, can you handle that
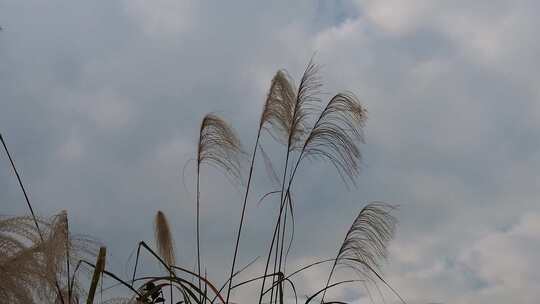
[1,0,540,303]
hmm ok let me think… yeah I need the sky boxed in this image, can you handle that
[1,0,540,303]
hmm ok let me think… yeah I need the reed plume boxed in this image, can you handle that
[284,59,322,150]
[0,212,98,304]
[321,202,396,303]
[197,114,243,181]
[226,68,300,303]
[298,92,367,186]
[2,61,406,304]
[154,210,176,266]
[259,59,322,304]
[267,92,367,296]
[0,216,49,303]
[259,70,297,144]
[197,113,243,299]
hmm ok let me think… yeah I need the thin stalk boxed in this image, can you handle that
[170,270,174,304]
[278,272,284,304]
[270,215,281,304]
[212,256,259,304]
[196,165,202,301]
[1,134,66,303]
[65,215,72,303]
[258,145,291,304]
[277,195,288,279]
[259,59,319,304]
[81,260,143,297]
[225,131,261,303]
[320,263,338,304]
[0,134,43,240]
[204,270,208,304]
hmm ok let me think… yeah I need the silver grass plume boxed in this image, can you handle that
[154,211,176,266]
[197,113,243,300]
[321,202,396,302]
[257,60,322,304]
[0,215,50,303]
[0,212,97,304]
[259,70,297,144]
[299,92,367,186]
[46,211,98,303]
[259,60,322,149]
[288,60,322,150]
[226,69,297,303]
[198,113,243,181]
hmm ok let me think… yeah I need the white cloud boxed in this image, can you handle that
[456,213,540,302]
[57,131,84,161]
[124,0,199,36]
[355,0,432,34]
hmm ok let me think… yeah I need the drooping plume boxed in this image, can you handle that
[225,68,298,303]
[335,202,396,272]
[300,92,367,186]
[197,113,243,300]
[288,60,322,150]
[321,202,396,303]
[154,211,176,266]
[198,113,243,181]
[259,61,322,150]
[259,70,297,144]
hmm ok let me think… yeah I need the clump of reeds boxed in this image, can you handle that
[1,134,100,304]
[0,212,98,304]
[1,60,406,304]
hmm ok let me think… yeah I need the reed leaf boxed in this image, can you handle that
[86,246,106,304]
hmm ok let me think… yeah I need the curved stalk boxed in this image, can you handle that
[225,131,261,303]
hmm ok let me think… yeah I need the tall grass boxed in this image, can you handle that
[1,61,405,304]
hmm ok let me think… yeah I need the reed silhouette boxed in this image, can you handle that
[1,61,405,304]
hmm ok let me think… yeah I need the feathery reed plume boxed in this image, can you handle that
[259,70,297,144]
[298,92,367,186]
[267,92,366,297]
[47,211,99,303]
[154,211,176,267]
[0,216,49,303]
[226,69,297,303]
[2,61,406,304]
[0,212,97,304]
[321,202,396,303]
[259,59,322,304]
[198,114,243,181]
[197,113,243,300]
[287,59,322,150]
